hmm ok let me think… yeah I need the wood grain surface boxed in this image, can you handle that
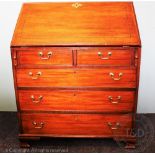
[10,2,141,146]
[18,90,135,112]
[17,47,73,66]
[77,47,134,66]
[16,68,136,88]
[21,113,132,136]
[11,2,141,46]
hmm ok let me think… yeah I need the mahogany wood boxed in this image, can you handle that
[16,68,136,88]
[17,47,73,66]
[77,47,134,66]
[18,90,135,112]
[21,113,132,136]
[11,2,140,46]
[10,2,141,148]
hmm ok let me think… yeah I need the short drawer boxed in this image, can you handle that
[21,113,132,137]
[16,69,136,88]
[77,47,134,66]
[18,90,135,112]
[16,47,73,66]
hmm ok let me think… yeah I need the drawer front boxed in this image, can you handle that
[18,90,135,112]
[21,113,132,137]
[16,69,136,88]
[17,48,72,66]
[77,48,134,66]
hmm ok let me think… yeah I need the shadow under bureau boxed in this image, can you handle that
[11,2,141,148]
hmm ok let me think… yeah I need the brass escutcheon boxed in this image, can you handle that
[72,2,82,8]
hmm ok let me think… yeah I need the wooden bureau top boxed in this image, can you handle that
[11,2,141,47]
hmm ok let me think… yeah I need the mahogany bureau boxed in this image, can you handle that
[11,2,141,148]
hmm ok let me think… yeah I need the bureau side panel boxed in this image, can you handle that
[11,48,23,133]
[133,47,141,128]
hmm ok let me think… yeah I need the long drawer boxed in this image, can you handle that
[16,69,136,88]
[18,90,135,112]
[21,113,132,137]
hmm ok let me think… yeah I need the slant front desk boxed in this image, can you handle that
[11,2,141,148]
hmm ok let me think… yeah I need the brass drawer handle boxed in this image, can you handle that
[31,95,43,104]
[29,71,42,80]
[98,51,112,60]
[107,122,120,130]
[108,96,121,104]
[38,51,52,60]
[32,121,44,129]
[109,72,123,81]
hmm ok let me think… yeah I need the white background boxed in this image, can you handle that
[0,1,155,113]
